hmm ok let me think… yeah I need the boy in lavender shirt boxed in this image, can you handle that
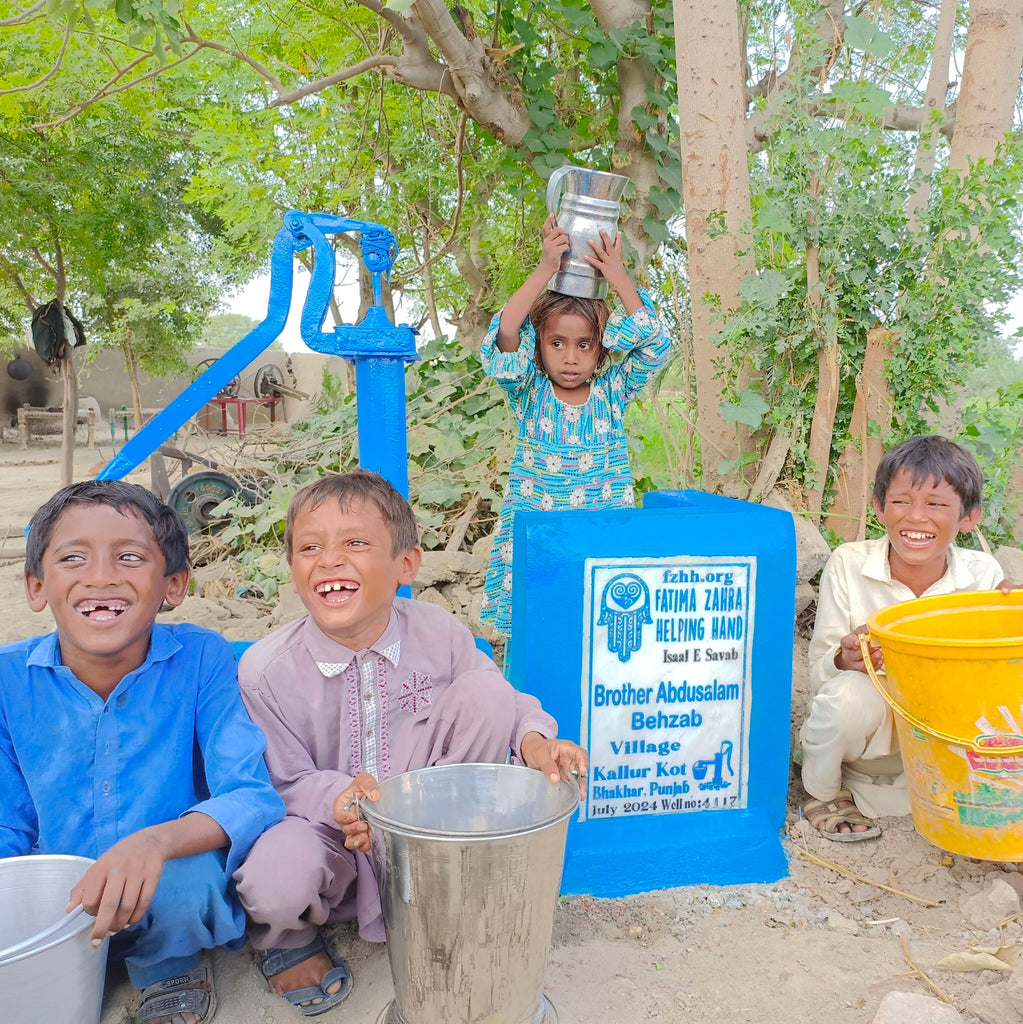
[234,469,587,1016]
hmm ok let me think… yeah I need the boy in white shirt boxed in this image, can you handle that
[800,436,1008,840]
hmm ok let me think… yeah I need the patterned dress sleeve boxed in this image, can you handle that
[479,311,539,406]
[601,289,672,405]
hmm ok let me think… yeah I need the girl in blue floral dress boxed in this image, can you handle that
[481,214,672,638]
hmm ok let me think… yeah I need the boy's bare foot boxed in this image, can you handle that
[257,936,352,1015]
[803,789,881,842]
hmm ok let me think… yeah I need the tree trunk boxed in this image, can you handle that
[805,339,840,525]
[451,221,493,351]
[948,0,1023,171]
[420,229,445,340]
[906,0,958,230]
[123,344,144,430]
[673,0,757,494]
[590,0,667,272]
[803,176,839,526]
[60,343,77,488]
[824,327,895,542]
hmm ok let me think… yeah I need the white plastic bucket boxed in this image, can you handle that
[0,855,108,1024]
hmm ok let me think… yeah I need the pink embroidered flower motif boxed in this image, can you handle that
[399,671,433,715]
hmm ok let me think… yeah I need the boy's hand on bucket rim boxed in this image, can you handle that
[836,626,883,673]
[520,733,589,799]
[67,830,167,946]
[997,578,1021,593]
[334,772,380,853]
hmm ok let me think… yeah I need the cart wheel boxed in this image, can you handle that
[168,470,242,535]
[253,363,284,398]
[193,358,240,399]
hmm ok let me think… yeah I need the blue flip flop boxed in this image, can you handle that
[257,935,353,1017]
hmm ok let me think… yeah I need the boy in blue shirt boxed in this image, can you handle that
[0,481,284,1024]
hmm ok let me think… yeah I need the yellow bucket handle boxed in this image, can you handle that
[858,634,1023,756]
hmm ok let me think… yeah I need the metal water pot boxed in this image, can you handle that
[546,165,629,300]
[362,763,579,1024]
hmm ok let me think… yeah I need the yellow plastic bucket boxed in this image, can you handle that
[862,590,1023,861]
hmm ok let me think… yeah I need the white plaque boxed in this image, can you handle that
[580,556,755,821]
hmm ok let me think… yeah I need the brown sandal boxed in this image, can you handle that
[803,788,881,842]
[137,960,216,1023]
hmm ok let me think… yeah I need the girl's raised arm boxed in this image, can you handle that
[496,214,570,351]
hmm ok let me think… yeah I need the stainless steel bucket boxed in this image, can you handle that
[546,164,629,300]
[361,763,579,1024]
[0,855,109,1024]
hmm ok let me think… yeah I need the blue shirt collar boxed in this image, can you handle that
[25,623,183,674]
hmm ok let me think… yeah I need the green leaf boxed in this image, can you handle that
[655,156,683,192]
[843,14,896,60]
[588,40,618,70]
[560,6,593,31]
[738,270,790,305]
[717,451,761,475]
[534,150,567,176]
[417,478,462,507]
[522,129,549,154]
[631,109,658,132]
[648,185,678,220]
[643,215,671,245]
[827,81,892,118]
[756,202,794,235]
[719,390,770,429]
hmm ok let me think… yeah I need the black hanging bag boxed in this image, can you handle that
[30,300,85,366]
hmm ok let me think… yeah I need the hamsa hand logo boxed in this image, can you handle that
[598,573,652,663]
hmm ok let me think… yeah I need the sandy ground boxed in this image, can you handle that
[2,438,1021,1024]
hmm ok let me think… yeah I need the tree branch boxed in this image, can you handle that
[748,96,955,152]
[353,0,422,44]
[181,26,286,94]
[745,2,959,151]
[267,54,399,107]
[400,0,529,142]
[0,18,71,96]
[30,245,58,280]
[0,256,39,313]
[0,1,45,28]
[32,46,203,128]
[53,233,65,301]
[587,0,664,269]
[394,112,469,279]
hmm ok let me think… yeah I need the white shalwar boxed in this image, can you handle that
[800,536,1003,818]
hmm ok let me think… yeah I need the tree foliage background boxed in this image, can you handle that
[2,0,1022,545]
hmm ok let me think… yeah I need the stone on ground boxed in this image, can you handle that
[960,878,1021,932]
[871,991,964,1024]
[969,982,1023,1024]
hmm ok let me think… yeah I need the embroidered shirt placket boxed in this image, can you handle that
[358,652,384,780]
